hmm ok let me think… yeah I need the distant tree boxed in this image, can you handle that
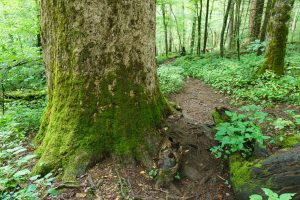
[257,0,274,55]
[161,2,169,56]
[291,6,299,42]
[220,0,233,57]
[170,4,182,51]
[259,0,274,42]
[258,0,295,75]
[235,0,242,60]
[190,16,197,54]
[34,0,168,179]
[227,4,235,51]
[203,0,210,53]
[248,0,265,43]
[196,0,203,55]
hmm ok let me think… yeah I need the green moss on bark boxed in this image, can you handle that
[257,0,294,75]
[33,68,168,180]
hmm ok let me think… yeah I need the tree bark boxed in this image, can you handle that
[35,0,168,179]
[170,5,182,52]
[235,0,242,60]
[161,3,169,56]
[291,7,299,42]
[220,0,233,57]
[257,0,295,75]
[190,16,197,54]
[248,0,265,43]
[203,0,210,53]
[259,0,273,42]
[227,4,235,50]
[196,0,203,55]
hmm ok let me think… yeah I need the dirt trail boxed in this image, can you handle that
[169,78,231,124]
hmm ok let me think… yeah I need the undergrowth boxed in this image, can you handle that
[159,45,300,105]
[0,99,58,199]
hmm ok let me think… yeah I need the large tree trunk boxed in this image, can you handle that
[220,0,233,57]
[257,0,295,75]
[35,0,168,180]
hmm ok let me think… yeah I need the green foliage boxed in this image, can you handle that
[250,188,296,200]
[171,50,300,105]
[0,0,45,93]
[148,168,158,179]
[211,105,270,158]
[247,40,266,52]
[0,100,56,199]
[0,0,40,64]
[158,65,184,94]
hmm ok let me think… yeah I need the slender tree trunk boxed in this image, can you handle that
[34,0,168,179]
[254,0,265,38]
[248,0,257,42]
[190,16,197,54]
[235,0,242,60]
[248,0,265,43]
[220,0,233,57]
[241,0,251,37]
[203,0,210,53]
[209,0,215,21]
[258,0,295,75]
[259,0,273,42]
[291,8,299,42]
[161,4,169,56]
[227,4,235,50]
[170,5,182,51]
[169,28,173,53]
[257,0,274,55]
[197,0,203,55]
[182,3,186,49]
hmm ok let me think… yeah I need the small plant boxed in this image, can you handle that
[148,168,158,179]
[247,40,266,52]
[250,188,296,200]
[211,105,270,158]
[174,172,181,180]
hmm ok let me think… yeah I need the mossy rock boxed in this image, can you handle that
[275,133,300,149]
[230,145,300,199]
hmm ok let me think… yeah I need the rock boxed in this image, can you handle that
[230,145,300,200]
[75,193,87,198]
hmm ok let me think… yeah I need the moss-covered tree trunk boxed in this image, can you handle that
[257,0,294,75]
[34,0,168,180]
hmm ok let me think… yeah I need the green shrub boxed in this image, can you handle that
[158,65,184,94]
[211,105,270,158]
[171,51,300,105]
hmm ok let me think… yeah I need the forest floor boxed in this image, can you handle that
[59,78,236,200]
